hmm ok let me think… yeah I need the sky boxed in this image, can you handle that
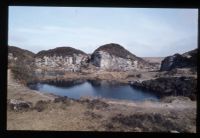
[8,6,198,57]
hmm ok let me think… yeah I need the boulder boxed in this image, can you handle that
[170,130,179,133]
[9,99,32,111]
[160,49,197,71]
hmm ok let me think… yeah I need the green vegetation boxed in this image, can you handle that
[36,47,87,58]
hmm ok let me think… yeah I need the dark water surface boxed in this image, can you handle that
[28,80,159,101]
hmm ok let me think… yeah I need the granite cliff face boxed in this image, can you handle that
[9,45,197,75]
[8,44,167,77]
[91,43,153,71]
[8,45,197,100]
[160,49,197,71]
[34,47,90,77]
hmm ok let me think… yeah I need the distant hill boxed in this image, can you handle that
[142,57,165,64]
[8,46,35,60]
[93,43,138,60]
[35,47,87,58]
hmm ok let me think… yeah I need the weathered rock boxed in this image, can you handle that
[132,77,197,99]
[9,99,32,111]
[160,49,197,71]
[91,43,153,71]
[35,47,90,75]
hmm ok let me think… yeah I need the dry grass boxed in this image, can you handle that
[7,97,196,132]
[7,69,196,132]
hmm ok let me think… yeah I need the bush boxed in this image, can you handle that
[136,74,142,78]
[34,100,49,112]
[11,60,37,85]
[54,96,69,104]
[127,73,135,78]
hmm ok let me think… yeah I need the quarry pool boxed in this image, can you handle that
[28,80,159,101]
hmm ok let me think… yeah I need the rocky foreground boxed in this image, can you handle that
[7,69,196,132]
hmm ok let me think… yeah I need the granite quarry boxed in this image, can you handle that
[7,43,197,132]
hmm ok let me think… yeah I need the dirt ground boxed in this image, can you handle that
[7,69,197,132]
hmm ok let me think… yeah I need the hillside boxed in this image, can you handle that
[8,46,36,84]
[92,43,146,62]
[35,47,87,58]
[8,46,35,60]
[91,43,153,71]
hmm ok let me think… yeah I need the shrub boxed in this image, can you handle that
[34,100,49,112]
[136,74,142,78]
[127,74,135,78]
[11,60,37,85]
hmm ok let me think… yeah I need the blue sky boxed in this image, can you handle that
[8,6,198,57]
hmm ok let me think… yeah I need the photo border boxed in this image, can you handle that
[0,0,199,137]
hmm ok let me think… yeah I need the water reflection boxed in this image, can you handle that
[28,80,159,101]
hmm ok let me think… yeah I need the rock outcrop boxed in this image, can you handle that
[131,76,197,100]
[8,99,32,111]
[160,49,197,71]
[91,43,153,71]
[8,44,156,75]
[34,47,90,76]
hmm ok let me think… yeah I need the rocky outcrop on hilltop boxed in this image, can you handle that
[160,49,197,71]
[34,47,90,77]
[8,44,156,76]
[91,43,153,71]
